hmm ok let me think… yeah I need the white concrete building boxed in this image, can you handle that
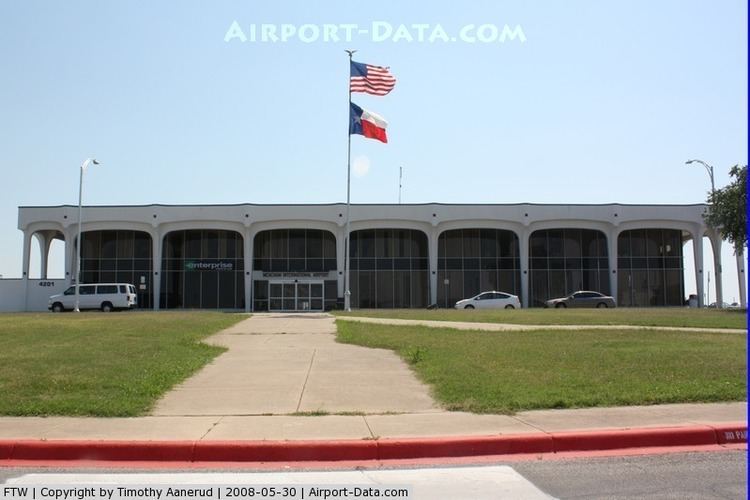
[5,202,746,312]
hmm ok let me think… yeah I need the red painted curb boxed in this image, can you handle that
[0,442,13,460]
[376,434,553,460]
[8,440,194,462]
[711,422,748,444]
[192,440,377,462]
[0,424,745,463]
[551,426,717,452]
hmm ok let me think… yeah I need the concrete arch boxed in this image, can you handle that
[28,229,64,280]
[527,220,615,234]
[616,227,691,307]
[434,226,523,309]
[435,220,524,239]
[21,223,66,280]
[248,222,343,311]
[344,226,432,309]
[158,220,247,237]
[526,226,612,307]
[347,219,433,235]
[614,220,700,235]
[160,228,247,311]
[249,220,340,234]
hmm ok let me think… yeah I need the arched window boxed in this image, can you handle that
[160,230,244,309]
[437,229,520,307]
[349,229,429,308]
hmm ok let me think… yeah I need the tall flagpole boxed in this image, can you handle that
[344,49,356,312]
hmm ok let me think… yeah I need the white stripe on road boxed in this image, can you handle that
[6,466,555,499]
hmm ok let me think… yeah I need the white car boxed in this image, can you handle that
[454,291,521,310]
[48,283,138,312]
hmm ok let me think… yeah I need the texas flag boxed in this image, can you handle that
[349,102,388,143]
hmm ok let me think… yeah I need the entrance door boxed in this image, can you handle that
[310,283,323,311]
[268,282,324,311]
[297,283,311,311]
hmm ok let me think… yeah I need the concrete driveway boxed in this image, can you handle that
[151,313,439,416]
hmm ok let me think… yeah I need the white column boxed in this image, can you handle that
[429,228,439,306]
[709,234,723,307]
[608,228,619,304]
[244,228,254,312]
[21,230,32,280]
[692,231,705,307]
[519,229,530,308]
[21,230,32,311]
[737,248,747,308]
[36,232,49,280]
[336,227,346,300]
[151,230,162,311]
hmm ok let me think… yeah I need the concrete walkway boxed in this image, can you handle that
[336,316,748,334]
[0,402,744,441]
[151,313,438,416]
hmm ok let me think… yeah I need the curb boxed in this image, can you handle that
[0,423,745,463]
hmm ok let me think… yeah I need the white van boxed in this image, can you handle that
[48,284,138,312]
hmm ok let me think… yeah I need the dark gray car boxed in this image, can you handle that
[545,291,616,308]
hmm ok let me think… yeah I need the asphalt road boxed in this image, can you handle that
[0,450,745,499]
[512,450,746,499]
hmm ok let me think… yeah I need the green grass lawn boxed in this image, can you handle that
[336,320,747,414]
[0,312,244,416]
[334,308,747,329]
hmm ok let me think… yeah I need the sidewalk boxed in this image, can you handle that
[336,316,748,334]
[0,402,744,442]
[0,403,745,465]
[151,313,437,415]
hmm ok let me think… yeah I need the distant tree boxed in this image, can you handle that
[704,164,747,253]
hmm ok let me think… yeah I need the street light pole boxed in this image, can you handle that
[74,158,100,313]
[685,159,716,194]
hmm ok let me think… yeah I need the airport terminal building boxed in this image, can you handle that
[8,203,747,311]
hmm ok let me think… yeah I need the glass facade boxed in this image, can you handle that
[529,229,610,307]
[252,229,338,312]
[73,224,693,311]
[617,229,684,306]
[437,229,521,307]
[253,229,337,273]
[79,230,153,308]
[349,229,429,308]
[160,230,245,309]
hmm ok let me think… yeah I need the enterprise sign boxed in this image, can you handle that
[185,261,234,271]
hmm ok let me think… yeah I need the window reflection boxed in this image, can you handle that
[350,229,429,308]
[79,230,153,308]
[618,229,685,306]
[528,229,610,307]
[160,230,245,309]
[437,229,521,307]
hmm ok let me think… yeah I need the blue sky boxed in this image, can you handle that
[0,1,746,301]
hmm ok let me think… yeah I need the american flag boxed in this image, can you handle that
[350,60,396,96]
